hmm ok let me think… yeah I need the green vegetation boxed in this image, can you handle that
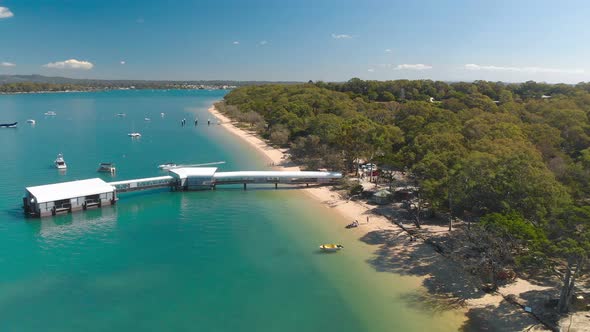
[0,82,92,93]
[218,78,590,313]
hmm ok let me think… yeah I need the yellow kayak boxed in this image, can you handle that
[319,244,344,252]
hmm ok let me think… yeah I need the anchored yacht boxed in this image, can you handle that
[54,153,67,169]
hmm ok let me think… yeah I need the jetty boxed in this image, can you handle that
[23,167,342,217]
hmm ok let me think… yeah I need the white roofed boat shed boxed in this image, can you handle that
[24,178,116,217]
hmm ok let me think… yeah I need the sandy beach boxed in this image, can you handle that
[208,104,561,331]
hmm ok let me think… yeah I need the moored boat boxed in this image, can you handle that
[54,153,67,169]
[128,132,141,138]
[158,162,177,170]
[97,162,116,173]
[26,119,36,124]
[319,244,344,252]
[0,122,17,128]
[44,111,57,116]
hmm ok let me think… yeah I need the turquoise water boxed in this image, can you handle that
[0,90,464,331]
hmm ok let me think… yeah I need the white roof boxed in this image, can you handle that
[169,167,218,179]
[214,171,342,179]
[26,178,115,204]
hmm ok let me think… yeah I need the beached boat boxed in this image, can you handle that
[319,244,344,252]
[54,153,67,169]
[44,111,57,116]
[128,132,141,138]
[0,122,17,128]
[97,162,116,173]
[26,119,36,124]
[158,162,177,170]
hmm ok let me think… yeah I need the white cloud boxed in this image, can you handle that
[43,59,94,70]
[395,64,433,70]
[385,49,392,53]
[464,63,584,74]
[331,33,352,39]
[259,40,268,45]
[368,68,375,72]
[0,7,14,19]
[120,60,126,65]
[1,62,16,67]
[233,41,239,45]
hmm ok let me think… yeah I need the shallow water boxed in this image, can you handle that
[0,90,464,331]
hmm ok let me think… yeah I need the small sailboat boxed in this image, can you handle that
[54,153,67,169]
[26,119,36,124]
[319,244,344,252]
[160,112,165,117]
[128,132,141,138]
[44,111,57,116]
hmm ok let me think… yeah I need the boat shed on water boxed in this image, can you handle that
[23,178,116,217]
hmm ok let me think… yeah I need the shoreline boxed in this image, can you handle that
[208,103,557,331]
[208,104,397,233]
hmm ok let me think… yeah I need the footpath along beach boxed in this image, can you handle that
[207,103,571,331]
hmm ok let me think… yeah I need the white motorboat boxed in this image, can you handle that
[158,163,177,170]
[116,113,126,117]
[54,153,67,169]
[26,119,36,124]
[144,117,151,121]
[128,132,141,138]
[44,111,57,116]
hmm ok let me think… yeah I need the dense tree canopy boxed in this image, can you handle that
[220,78,590,311]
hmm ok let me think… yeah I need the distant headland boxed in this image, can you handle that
[0,74,301,94]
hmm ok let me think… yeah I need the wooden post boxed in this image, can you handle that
[243,183,247,190]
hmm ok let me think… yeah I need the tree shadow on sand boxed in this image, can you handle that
[361,229,484,301]
[360,229,545,331]
[459,300,545,331]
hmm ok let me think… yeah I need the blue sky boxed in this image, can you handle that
[1,0,589,83]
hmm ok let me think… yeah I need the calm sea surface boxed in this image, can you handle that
[0,90,464,331]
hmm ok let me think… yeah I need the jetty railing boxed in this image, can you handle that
[109,176,175,192]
